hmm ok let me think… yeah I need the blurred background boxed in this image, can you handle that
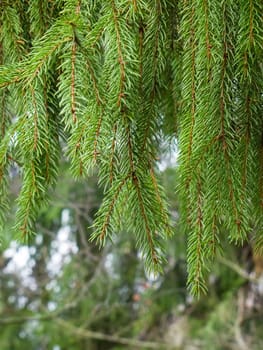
[0,155,262,350]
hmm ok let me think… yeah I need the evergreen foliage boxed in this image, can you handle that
[0,0,262,294]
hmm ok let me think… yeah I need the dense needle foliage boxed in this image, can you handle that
[0,0,262,294]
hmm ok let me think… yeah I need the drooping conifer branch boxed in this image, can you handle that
[109,123,117,184]
[179,0,197,228]
[149,163,172,236]
[187,175,207,296]
[0,0,262,294]
[111,0,126,108]
[140,0,162,154]
[91,175,130,246]
[70,39,77,123]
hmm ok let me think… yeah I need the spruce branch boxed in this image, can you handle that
[90,175,130,246]
[0,0,262,294]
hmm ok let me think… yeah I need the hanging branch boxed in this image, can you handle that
[0,0,262,294]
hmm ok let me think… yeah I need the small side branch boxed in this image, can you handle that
[217,256,258,283]
[56,318,178,349]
